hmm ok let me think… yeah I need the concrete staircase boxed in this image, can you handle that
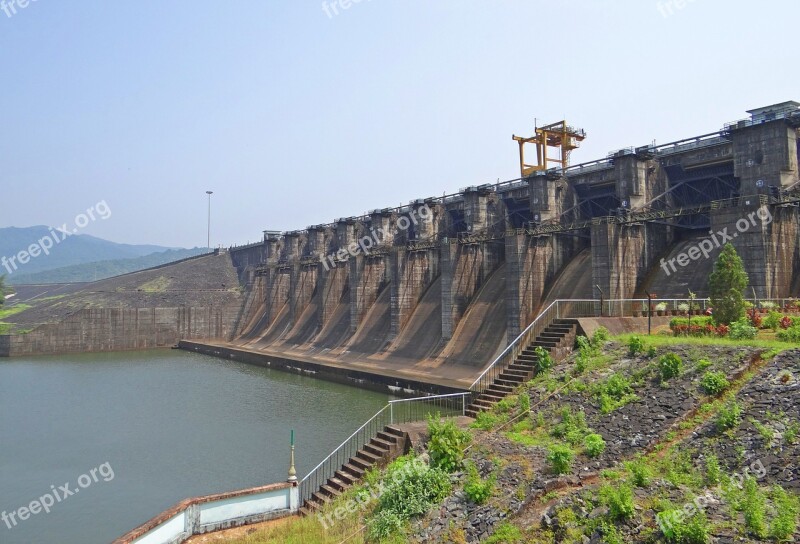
[465,319,578,418]
[299,425,407,516]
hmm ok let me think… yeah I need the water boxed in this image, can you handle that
[0,350,395,544]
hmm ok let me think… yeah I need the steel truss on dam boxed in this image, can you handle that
[227,101,800,371]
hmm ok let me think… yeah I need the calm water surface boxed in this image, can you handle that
[0,350,394,544]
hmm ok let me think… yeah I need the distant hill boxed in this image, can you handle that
[0,226,182,278]
[7,248,211,284]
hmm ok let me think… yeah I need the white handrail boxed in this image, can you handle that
[469,299,559,390]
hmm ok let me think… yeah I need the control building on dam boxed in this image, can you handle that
[224,101,800,387]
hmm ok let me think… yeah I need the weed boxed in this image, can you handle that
[699,371,730,395]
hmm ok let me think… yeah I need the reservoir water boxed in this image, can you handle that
[0,350,395,544]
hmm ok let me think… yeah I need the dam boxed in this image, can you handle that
[2,101,799,393]
[217,100,800,388]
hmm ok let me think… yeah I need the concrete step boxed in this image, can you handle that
[335,470,358,486]
[502,368,529,377]
[496,378,521,387]
[489,384,514,394]
[508,363,534,373]
[371,437,395,450]
[299,506,313,516]
[347,457,371,472]
[320,484,341,499]
[353,454,377,470]
[311,492,331,506]
[328,477,349,492]
[384,425,405,438]
[486,387,512,397]
[364,442,389,458]
[342,463,365,479]
[376,431,399,444]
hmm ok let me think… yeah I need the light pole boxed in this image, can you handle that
[206,191,213,249]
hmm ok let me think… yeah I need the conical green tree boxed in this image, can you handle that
[708,243,748,325]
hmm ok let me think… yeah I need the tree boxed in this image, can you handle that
[0,275,5,307]
[709,243,748,325]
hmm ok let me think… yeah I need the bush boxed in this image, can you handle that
[704,453,722,485]
[463,461,496,505]
[770,485,800,541]
[592,326,610,347]
[670,316,714,329]
[595,374,637,414]
[625,456,652,488]
[700,371,730,395]
[518,392,530,415]
[600,482,635,521]
[763,310,784,331]
[534,346,554,373]
[729,318,758,340]
[659,353,684,381]
[547,444,575,475]
[716,400,742,431]
[584,433,606,458]
[646,345,658,358]
[742,476,767,538]
[551,407,589,445]
[777,326,800,342]
[628,335,645,356]
[367,455,452,540]
[427,415,471,473]
[658,510,711,544]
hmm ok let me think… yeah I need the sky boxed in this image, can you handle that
[0,0,797,248]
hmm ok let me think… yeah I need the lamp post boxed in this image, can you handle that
[206,191,213,249]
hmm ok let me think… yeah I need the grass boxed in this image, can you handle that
[0,303,32,320]
[613,332,790,351]
[138,276,172,293]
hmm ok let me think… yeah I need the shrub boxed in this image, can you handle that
[658,510,711,544]
[709,243,748,324]
[551,407,589,445]
[591,326,610,347]
[700,371,730,395]
[742,476,767,538]
[704,453,722,485]
[584,433,606,458]
[600,482,635,521]
[547,444,575,475]
[646,345,658,358]
[696,358,713,371]
[463,461,496,505]
[518,392,530,415]
[777,326,800,342]
[367,455,452,540]
[716,400,742,431]
[595,374,637,414]
[763,310,784,331]
[534,346,554,373]
[427,415,471,472]
[729,318,758,340]
[780,316,794,329]
[770,485,800,541]
[628,335,645,356]
[785,421,799,445]
[656,302,668,312]
[659,353,684,380]
[624,456,652,488]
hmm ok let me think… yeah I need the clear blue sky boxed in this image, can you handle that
[1,0,796,248]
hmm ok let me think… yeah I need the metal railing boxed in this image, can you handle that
[299,392,470,505]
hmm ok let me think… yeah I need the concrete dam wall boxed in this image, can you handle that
[223,104,800,386]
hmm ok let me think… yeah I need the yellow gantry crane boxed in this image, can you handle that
[513,120,586,177]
